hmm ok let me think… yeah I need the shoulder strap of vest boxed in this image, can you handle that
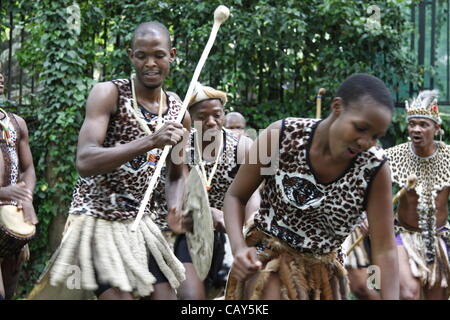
[8,112,21,150]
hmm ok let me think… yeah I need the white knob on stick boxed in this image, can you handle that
[214,5,230,24]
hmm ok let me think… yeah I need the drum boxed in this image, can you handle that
[184,166,215,281]
[0,205,36,257]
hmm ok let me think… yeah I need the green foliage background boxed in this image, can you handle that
[0,0,448,298]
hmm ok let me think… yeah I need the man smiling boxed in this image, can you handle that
[47,22,190,300]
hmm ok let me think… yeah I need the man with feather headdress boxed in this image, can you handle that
[386,90,450,300]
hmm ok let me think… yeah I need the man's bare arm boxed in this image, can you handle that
[16,116,36,191]
[16,115,38,224]
[367,161,399,300]
[76,82,184,177]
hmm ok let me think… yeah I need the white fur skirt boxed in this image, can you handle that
[49,214,185,297]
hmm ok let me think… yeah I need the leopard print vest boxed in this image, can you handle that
[187,128,240,209]
[70,79,183,221]
[254,118,387,254]
[387,142,450,195]
[0,113,20,206]
[386,141,450,263]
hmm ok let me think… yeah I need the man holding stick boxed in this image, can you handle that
[172,83,259,299]
[48,22,190,300]
[386,90,450,300]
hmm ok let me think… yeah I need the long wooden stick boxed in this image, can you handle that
[345,174,417,255]
[131,5,230,231]
[315,88,326,119]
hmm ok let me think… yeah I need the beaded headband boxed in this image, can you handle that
[188,82,227,109]
[405,90,441,124]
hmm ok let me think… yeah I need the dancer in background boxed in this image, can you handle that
[224,112,246,136]
[386,90,450,300]
[173,83,259,299]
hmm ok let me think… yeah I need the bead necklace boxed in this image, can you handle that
[194,129,224,191]
[0,108,13,146]
[130,75,165,166]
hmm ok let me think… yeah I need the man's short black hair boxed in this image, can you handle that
[335,73,394,112]
[131,21,172,49]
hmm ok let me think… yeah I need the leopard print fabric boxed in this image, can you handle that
[386,142,450,195]
[70,78,183,221]
[187,128,240,209]
[254,118,387,254]
[0,113,20,206]
[147,128,240,230]
[150,165,170,230]
[386,142,450,263]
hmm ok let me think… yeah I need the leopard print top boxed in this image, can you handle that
[187,128,240,209]
[254,118,387,254]
[150,165,169,229]
[148,128,240,230]
[70,79,183,221]
[0,113,20,206]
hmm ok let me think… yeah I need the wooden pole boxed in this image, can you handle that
[346,174,417,255]
[315,88,326,119]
